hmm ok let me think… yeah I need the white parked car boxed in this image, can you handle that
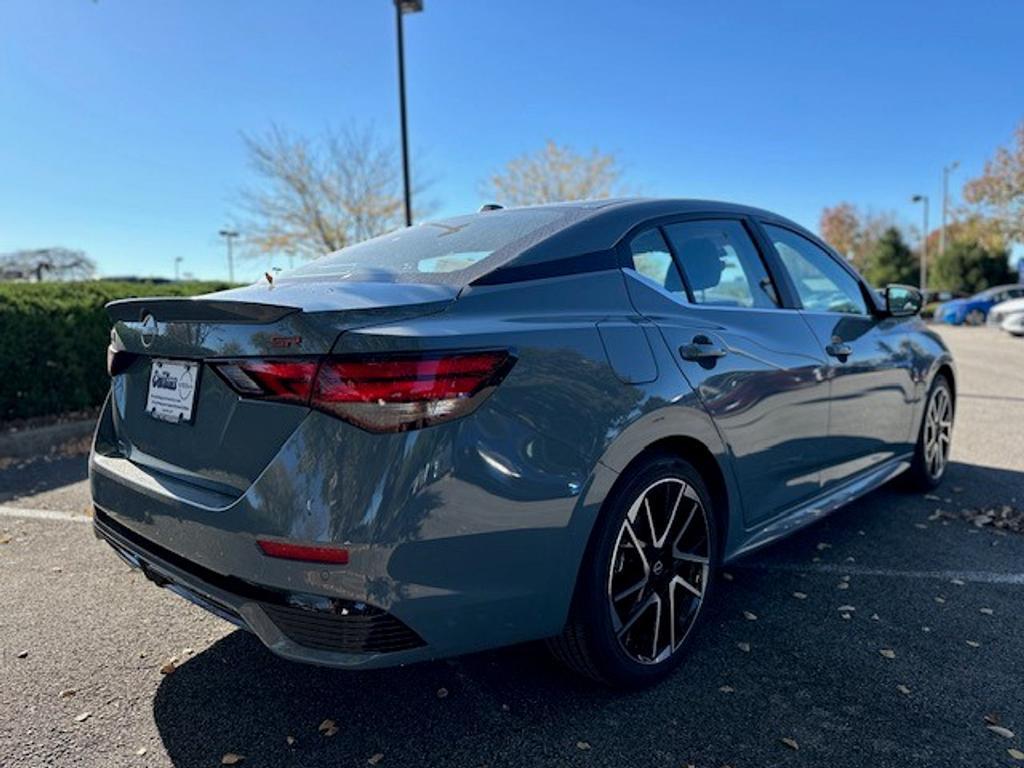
[987,297,1024,336]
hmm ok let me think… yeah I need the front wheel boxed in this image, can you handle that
[905,375,954,490]
[548,454,718,688]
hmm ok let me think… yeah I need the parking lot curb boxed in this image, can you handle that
[0,418,96,461]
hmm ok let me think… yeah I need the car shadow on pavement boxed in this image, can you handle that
[150,460,1023,768]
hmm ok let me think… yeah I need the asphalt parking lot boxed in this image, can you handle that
[1,325,1022,768]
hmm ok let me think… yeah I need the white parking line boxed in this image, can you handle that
[734,561,1024,586]
[0,505,92,524]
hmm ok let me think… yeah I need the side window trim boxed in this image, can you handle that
[656,224,696,303]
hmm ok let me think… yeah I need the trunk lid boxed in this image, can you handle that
[105,280,457,496]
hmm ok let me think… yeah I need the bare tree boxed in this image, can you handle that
[0,248,95,282]
[484,140,624,207]
[238,124,422,261]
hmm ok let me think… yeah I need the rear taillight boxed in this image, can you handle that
[211,350,513,432]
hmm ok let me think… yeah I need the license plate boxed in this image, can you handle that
[146,359,199,423]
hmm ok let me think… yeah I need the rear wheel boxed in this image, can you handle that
[905,375,954,490]
[548,454,718,687]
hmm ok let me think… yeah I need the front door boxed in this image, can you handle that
[759,222,915,489]
[623,218,831,525]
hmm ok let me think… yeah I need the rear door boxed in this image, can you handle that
[622,215,831,525]
[757,222,915,489]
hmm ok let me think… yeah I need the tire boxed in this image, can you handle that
[547,453,719,688]
[904,375,954,491]
[965,309,985,326]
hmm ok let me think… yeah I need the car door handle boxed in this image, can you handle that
[679,335,728,361]
[825,341,852,360]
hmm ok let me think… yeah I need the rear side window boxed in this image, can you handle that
[629,229,686,295]
[283,208,572,285]
[663,220,780,309]
[764,224,868,315]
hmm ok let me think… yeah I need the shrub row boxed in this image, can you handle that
[0,281,233,422]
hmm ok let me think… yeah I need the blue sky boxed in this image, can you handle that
[1,0,1021,282]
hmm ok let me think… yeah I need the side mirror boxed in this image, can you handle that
[884,284,923,317]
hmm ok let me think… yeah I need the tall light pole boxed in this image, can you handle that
[174,256,183,281]
[218,229,239,283]
[940,161,959,261]
[911,195,929,294]
[394,0,423,228]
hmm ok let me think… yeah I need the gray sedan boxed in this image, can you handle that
[91,199,955,687]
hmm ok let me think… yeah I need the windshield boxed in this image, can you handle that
[281,208,573,285]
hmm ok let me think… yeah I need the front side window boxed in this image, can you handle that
[764,224,868,315]
[629,228,686,295]
[663,220,779,309]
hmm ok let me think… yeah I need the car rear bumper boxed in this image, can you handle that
[89,394,606,668]
[92,506,431,668]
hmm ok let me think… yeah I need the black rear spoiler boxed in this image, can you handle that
[106,297,299,324]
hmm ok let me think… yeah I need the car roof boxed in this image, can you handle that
[473,197,815,283]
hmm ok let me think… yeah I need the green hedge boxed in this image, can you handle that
[0,281,234,422]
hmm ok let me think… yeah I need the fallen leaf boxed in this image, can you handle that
[987,725,1015,739]
[837,582,850,590]
[221,754,245,765]
[318,719,336,733]
[16,650,28,659]
[742,611,757,621]
[1009,748,1024,760]
[51,566,62,573]
[816,542,831,551]
[950,578,965,586]
[966,640,981,648]
[935,596,946,604]
[841,575,851,581]
[0,534,12,544]
[721,572,734,582]
[871,613,881,621]
[74,712,91,723]
[286,736,296,746]
[436,687,449,699]
[183,647,194,656]
[737,642,751,653]
[897,684,911,695]
[837,605,856,612]
[159,661,176,675]
[925,494,941,501]
[576,741,591,750]
[922,626,932,633]
[980,607,994,615]
[914,523,928,530]
[718,685,735,693]
[367,754,384,765]
[841,613,852,620]
[985,713,1000,725]
[780,737,799,750]
[879,649,896,659]
[792,592,808,600]
[58,689,76,699]
[136,747,147,756]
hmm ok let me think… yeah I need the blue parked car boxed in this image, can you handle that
[936,284,1024,325]
[91,199,955,687]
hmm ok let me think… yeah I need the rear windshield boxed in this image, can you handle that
[281,208,575,285]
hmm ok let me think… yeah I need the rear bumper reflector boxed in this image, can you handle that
[257,539,350,565]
